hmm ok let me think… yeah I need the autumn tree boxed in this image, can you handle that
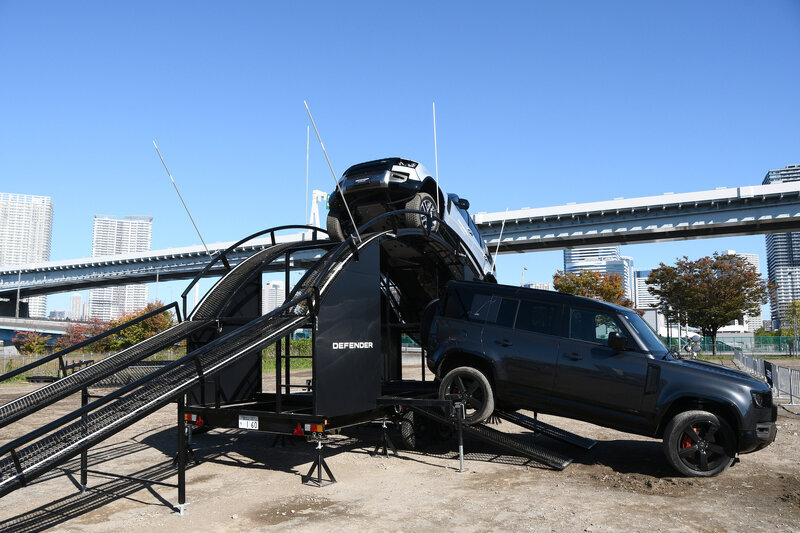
[12,330,52,355]
[104,301,176,351]
[647,253,769,355]
[552,270,635,309]
[55,318,109,352]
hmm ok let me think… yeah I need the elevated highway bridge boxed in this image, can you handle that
[2,180,800,301]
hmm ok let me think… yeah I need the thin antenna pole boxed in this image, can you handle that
[432,102,439,214]
[305,125,310,226]
[303,101,361,242]
[152,140,211,256]
[491,208,508,271]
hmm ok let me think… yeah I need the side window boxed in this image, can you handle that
[485,297,518,328]
[516,301,561,335]
[569,308,624,343]
[442,287,493,322]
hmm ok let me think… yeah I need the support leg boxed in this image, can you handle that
[80,387,88,493]
[370,418,398,457]
[175,395,189,515]
[455,402,466,473]
[302,439,336,487]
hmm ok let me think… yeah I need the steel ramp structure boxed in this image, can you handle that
[494,410,598,451]
[0,311,308,497]
[0,240,308,430]
[409,406,574,470]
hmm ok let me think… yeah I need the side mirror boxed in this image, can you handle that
[455,198,470,210]
[608,331,627,352]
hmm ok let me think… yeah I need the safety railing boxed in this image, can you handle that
[0,301,182,383]
[180,225,328,317]
[734,351,800,406]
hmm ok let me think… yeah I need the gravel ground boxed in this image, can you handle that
[0,360,798,532]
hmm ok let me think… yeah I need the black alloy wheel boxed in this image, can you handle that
[405,192,439,233]
[438,366,495,425]
[663,410,735,477]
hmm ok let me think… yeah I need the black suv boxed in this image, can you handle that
[422,281,778,477]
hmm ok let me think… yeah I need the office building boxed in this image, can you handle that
[762,165,800,326]
[262,281,285,315]
[522,281,552,291]
[0,193,54,317]
[89,215,153,321]
[564,246,635,302]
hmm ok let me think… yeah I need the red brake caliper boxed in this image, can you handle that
[681,426,697,448]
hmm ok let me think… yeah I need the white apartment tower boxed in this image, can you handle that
[634,270,659,309]
[721,250,763,332]
[262,281,285,315]
[564,246,635,302]
[0,193,54,317]
[89,215,153,321]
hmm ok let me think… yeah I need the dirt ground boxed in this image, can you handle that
[0,360,798,532]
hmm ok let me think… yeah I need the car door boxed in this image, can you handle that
[482,296,563,407]
[552,306,650,430]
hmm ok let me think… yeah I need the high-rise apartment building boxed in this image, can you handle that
[70,294,84,320]
[89,215,153,321]
[262,281,285,315]
[721,250,763,332]
[564,246,635,302]
[762,165,800,327]
[0,193,54,317]
[522,281,552,291]
[634,270,659,309]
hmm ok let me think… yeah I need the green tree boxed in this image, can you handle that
[647,253,770,355]
[552,270,635,309]
[12,330,52,355]
[104,301,176,351]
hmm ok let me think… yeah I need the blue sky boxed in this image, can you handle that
[1,1,799,316]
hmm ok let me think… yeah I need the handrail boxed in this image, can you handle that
[180,224,328,317]
[0,301,181,383]
[0,291,314,460]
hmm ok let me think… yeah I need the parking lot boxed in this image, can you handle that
[0,361,798,532]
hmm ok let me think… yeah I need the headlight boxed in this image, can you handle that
[751,391,772,408]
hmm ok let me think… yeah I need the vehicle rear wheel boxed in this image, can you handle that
[663,410,735,477]
[405,192,439,232]
[438,366,495,425]
[326,214,346,242]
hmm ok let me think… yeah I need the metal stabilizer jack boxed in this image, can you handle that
[302,437,336,487]
[454,402,466,473]
[370,418,398,457]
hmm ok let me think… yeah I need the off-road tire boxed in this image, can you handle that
[405,192,439,232]
[438,366,495,425]
[663,410,735,477]
[326,214,346,242]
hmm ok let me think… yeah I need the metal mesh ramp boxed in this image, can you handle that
[0,320,211,429]
[410,406,573,470]
[495,410,597,451]
[191,242,298,320]
[0,312,307,497]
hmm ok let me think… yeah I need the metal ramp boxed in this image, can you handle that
[494,410,597,451]
[409,406,574,470]
[0,311,308,498]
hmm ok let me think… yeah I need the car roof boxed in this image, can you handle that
[446,280,632,312]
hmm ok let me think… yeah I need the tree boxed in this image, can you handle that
[552,270,636,309]
[55,318,109,352]
[12,330,52,355]
[104,301,176,351]
[647,253,770,355]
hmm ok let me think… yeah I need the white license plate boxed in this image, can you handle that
[238,415,259,430]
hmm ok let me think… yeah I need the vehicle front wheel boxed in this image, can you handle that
[405,192,439,232]
[663,410,735,477]
[438,366,495,425]
[326,214,346,242]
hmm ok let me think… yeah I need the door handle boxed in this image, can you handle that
[564,352,583,361]
[495,339,513,347]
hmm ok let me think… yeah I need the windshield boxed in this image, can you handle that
[619,310,669,356]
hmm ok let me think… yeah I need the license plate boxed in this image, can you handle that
[238,415,259,430]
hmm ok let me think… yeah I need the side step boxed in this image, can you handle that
[410,406,573,471]
[495,410,597,451]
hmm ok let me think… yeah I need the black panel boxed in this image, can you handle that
[314,244,381,417]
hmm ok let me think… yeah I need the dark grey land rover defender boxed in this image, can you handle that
[422,281,778,477]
